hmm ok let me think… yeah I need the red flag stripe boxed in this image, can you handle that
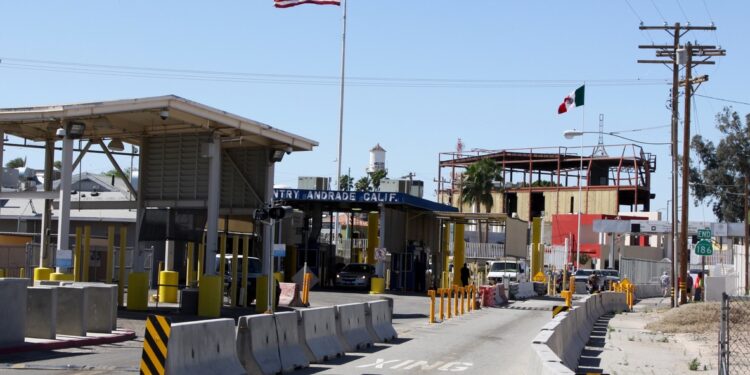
[275,0,341,8]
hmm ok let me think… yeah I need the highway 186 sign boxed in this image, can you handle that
[695,239,713,256]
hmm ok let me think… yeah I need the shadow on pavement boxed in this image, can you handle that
[0,350,91,364]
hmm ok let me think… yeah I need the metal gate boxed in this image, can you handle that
[719,293,750,374]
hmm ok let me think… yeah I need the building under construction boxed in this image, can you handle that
[438,142,656,222]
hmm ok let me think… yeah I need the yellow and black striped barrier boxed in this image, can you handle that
[552,305,570,318]
[140,315,172,375]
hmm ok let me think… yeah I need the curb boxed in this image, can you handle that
[0,330,137,356]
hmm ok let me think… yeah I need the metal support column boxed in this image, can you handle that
[56,135,74,273]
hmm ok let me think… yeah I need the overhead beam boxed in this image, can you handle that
[223,150,264,206]
[97,139,138,200]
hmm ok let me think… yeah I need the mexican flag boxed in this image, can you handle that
[557,85,585,114]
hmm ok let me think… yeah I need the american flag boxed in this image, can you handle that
[275,0,341,8]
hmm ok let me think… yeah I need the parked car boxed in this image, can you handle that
[335,263,375,289]
[599,269,620,290]
[487,259,527,284]
[215,254,263,302]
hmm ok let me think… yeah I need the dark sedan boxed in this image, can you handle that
[335,263,375,289]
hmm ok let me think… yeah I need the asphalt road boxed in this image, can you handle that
[0,290,558,375]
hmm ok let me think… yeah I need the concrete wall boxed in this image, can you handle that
[621,246,663,261]
[0,278,28,347]
[56,286,89,337]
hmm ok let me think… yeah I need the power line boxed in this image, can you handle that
[649,0,667,23]
[674,0,690,23]
[694,94,750,106]
[623,0,655,44]
[0,58,668,89]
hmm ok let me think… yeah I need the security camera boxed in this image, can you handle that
[159,109,169,120]
[285,146,293,155]
[55,128,66,138]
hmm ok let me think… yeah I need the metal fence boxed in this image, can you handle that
[619,257,672,284]
[719,293,750,374]
[465,242,505,259]
[544,244,568,271]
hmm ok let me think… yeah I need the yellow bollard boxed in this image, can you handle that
[158,270,179,303]
[118,226,127,306]
[301,272,309,306]
[468,286,473,312]
[428,290,436,324]
[73,227,82,281]
[439,288,445,321]
[20,267,25,278]
[460,287,465,315]
[447,287,452,319]
[34,267,52,282]
[82,225,91,282]
[561,290,572,308]
[569,275,576,294]
[127,272,149,311]
[198,274,222,317]
[230,236,239,307]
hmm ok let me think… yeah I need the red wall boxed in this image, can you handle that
[551,214,606,260]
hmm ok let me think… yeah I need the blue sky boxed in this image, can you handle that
[0,1,747,221]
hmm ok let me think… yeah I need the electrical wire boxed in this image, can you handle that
[0,58,668,89]
[610,124,671,134]
[623,0,655,44]
[675,0,690,23]
[649,0,668,24]
[694,94,750,106]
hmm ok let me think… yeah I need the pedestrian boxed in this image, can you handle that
[686,273,694,302]
[694,272,704,302]
[460,263,471,287]
[660,271,670,297]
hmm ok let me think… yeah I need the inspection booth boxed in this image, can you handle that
[0,95,316,315]
[273,188,457,292]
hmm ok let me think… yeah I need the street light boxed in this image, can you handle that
[563,130,670,145]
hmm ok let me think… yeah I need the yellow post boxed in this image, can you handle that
[198,274,222,317]
[34,267,52,282]
[82,225,91,282]
[367,212,379,265]
[561,290,571,308]
[127,272,149,311]
[220,233,227,302]
[106,225,115,284]
[466,286,472,312]
[442,223,450,289]
[118,226,127,306]
[453,224,465,286]
[459,287,465,315]
[531,217,542,277]
[428,290,436,324]
[73,226,82,281]
[197,243,205,284]
[186,243,194,287]
[447,287,452,319]
[242,235,249,307]
[439,288,445,321]
[302,272,312,306]
[158,270,178,303]
[230,236,239,307]
[20,267,25,278]
[569,275,576,294]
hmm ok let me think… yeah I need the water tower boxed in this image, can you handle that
[368,143,386,173]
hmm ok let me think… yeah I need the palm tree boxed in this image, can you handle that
[460,158,503,243]
[338,174,354,191]
[355,176,372,192]
[369,169,387,191]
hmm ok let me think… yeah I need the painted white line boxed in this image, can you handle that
[357,359,473,372]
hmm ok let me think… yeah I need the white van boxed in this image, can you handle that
[487,259,527,284]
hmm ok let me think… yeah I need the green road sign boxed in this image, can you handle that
[697,228,712,240]
[695,239,713,256]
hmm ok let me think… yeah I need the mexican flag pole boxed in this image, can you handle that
[557,85,585,114]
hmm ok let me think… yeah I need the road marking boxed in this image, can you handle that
[357,359,473,372]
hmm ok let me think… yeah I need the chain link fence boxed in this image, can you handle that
[719,293,750,374]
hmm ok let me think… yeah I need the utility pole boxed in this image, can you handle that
[638,23,725,305]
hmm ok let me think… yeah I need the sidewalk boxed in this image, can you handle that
[0,329,136,355]
[579,297,718,374]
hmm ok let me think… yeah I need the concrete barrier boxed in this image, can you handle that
[515,281,535,299]
[298,306,345,363]
[26,286,57,339]
[165,318,245,374]
[530,291,630,373]
[0,278,28,346]
[274,311,309,372]
[84,285,117,333]
[366,300,397,343]
[236,314,281,375]
[335,303,373,351]
[278,282,304,307]
[56,286,89,337]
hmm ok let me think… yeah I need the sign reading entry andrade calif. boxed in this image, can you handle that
[274,188,402,203]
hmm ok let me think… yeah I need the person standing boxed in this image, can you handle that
[660,271,670,298]
[460,263,471,287]
[694,272,704,302]
[686,273,694,302]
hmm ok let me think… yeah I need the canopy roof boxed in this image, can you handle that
[0,95,317,151]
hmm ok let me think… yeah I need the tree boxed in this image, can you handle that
[460,158,503,242]
[5,157,25,168]
[369,169,387,191]
[690,107,750,222]
[338,174,354,191]
[355,176,372,192]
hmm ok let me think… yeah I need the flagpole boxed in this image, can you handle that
[335,0,347,190]
[576,87,585,271]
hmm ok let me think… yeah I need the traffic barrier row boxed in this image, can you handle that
[278,282,305,307]
[236,300,395,375]
[428,285,481,324]
[530,291,628,374]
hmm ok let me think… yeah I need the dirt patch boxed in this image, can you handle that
[645,302,722,334]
